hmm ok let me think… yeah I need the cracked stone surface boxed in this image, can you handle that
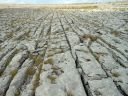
[0,7,128,96]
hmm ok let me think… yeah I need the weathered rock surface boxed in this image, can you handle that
[0,8,128,96]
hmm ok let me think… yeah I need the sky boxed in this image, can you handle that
[0,0,125,4]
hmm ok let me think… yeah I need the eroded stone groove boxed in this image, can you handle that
[0,8,128,96]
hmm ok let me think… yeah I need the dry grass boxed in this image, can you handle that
[47,48,64,57]
[44,58,54,65]
[24,29,31,38]
[0,4,99,9]
[66,90,74,96]
[10,69,18,77]
[6,32,14,39]
[82,34,98,41]
[112,72,120,77]
[26,67,35,76]
[94,90,102,96]
[0,2,127,11]
[51,65,64,76]
[113,8,128,11]
[33,71,40,90]
[27,53,43,90]
[51,65,60,70]
[29,53,43,66]
[15,90,20,96]
[33,66,42,91]
[50,5,98,9]
[35,55,43,65]
[0,49,19,76]
[4,49,19,67]
[111,31,120,37]
[47,75,57,84]
[94,52,107,61]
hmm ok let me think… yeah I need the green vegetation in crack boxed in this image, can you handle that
[26,67,36,76]
[0,49,19,76]
[10,69,18,78]
[5,49,19,67]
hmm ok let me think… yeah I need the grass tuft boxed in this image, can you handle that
[44,58,54,65]
[66,90,74,96]
[94,90,102,96]
[35,55,43,65]
[112,72,120,77]
[26,67,35,76]
[10,69,18,78]
[82,34,98,41]
[111,31,120,37]
[47,75,57,84]
[6,32,14,39]
[15,90,20,96]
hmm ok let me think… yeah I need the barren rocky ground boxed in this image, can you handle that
[0,8,128,96]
